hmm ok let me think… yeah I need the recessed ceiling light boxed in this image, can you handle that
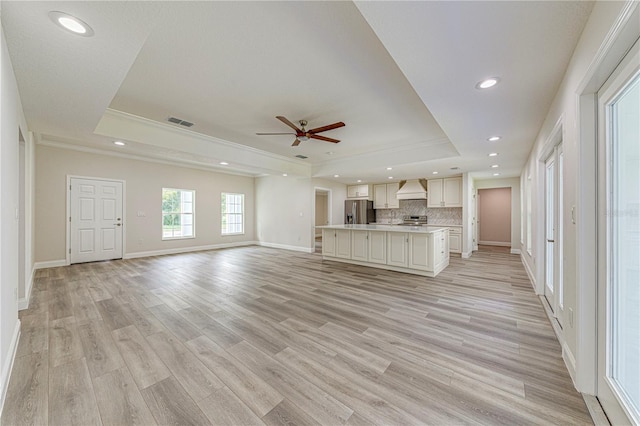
[487,136,501,142]
[491,164,499,168]
[386,167,392,170]
[432,171,438,175]
[476,77,500,89]
[489,152,498,157]
[220,161,229,165]
[113,141,125,146]
[48,11,94,37]
[357,179,362,183]
[493,173,501,176]
[282,173,288,177]
[334,174,339,178]
[388,176,393,180]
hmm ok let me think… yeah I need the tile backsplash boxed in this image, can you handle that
[375,200,462,225]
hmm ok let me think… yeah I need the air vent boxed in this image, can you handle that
[450,167,460,170]
[295,154,308,159]
[167,116,194,127]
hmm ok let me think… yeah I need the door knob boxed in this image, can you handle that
[114,223,121,226]
[547,239,554,243]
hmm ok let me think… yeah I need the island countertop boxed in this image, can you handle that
[316,224,449,234]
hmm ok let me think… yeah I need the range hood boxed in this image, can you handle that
[396,179,427,200]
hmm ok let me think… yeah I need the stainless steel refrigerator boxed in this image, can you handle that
[345,200,375,224]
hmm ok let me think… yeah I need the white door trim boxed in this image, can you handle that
[66,175,127,265]
[312,187,332,246]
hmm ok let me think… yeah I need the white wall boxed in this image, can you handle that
[255,175,314,252]
[520,0,634,392]
[0,19,28,413]
[34,144,255,263]
[475,177,521,253]
[312,178,346,226]
[255,176,346,252]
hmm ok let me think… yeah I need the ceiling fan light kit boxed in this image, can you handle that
[257,116,345,146]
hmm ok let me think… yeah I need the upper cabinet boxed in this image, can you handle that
[373,183,400,209]
[347,184,372,200]
[427,177,462,208]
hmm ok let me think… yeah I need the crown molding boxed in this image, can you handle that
[37,139,264,178]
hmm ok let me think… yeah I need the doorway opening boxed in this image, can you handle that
[477,187,511,250]
[314,188,331,254]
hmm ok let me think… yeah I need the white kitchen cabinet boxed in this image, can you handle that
[368,231,387,264]
[335,229,351,259]
[322,229,336,257]
[319,225,449,277]
[387,232,409,267]
[409,233,432,271]
[347,184,372,200]
[374,183,400,209]
[427,177,462,207]
[449,227,462,253]
[434,230,448,268]
[351,230,369,262]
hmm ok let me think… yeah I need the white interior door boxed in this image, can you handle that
[70,177,123,264]
[597,38,639,425]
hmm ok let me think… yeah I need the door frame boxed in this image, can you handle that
[66,175,127,265]
[312,187,332,246]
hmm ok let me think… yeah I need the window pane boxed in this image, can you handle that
[162,188,195,239]
[610,74,640,417]
[222,193,244,235]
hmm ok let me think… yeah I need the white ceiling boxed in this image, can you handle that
[1,1,594,184]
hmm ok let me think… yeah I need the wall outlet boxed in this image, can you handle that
[137,211,146,217]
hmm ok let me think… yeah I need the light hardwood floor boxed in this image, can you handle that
[2,246,593,425]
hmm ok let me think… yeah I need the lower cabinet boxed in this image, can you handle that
[387,232,409,267]
[351,230,369,262]
[335,229,351,259]
[449,228,462,253]
[351,230,387,264]
[368,231,387,264]
[320,228,449,277]
[322,229,336,257]
[408,233,433,271]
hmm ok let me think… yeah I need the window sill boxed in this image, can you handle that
[222,233,245,237]
[162,236,196,241]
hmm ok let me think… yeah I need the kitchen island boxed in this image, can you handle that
[317,224,449,277]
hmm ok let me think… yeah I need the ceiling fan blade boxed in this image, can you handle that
[292,138,301,147]
[308,122,345,134]
[276,116,302,133]
[309,134,340,143]
[256,132,295,135]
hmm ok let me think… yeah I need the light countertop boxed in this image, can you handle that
[316,224,449,234]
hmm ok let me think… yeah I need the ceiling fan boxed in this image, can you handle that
[256,116,345,146]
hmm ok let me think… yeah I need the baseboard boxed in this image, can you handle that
[563,341,577,386]
[258,241,314,253]
[34,259,66,269]
[18,266,35,311]
[461,251,472,259]
[521,253,537,291]
[124,241,257,259]
[0,320,21,419]
[510,248,521,255]
[478,240,511,247]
